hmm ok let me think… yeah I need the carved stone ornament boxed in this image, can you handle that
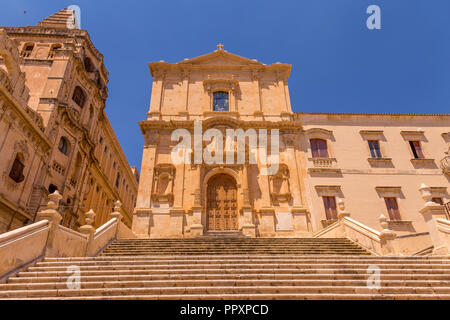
[269,164,292,203]
[151,164,176,204]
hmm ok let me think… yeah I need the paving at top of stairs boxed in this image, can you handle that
[101,238,371,256]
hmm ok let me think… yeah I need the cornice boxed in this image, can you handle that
[139,118,303,132]
[296,112,450,120]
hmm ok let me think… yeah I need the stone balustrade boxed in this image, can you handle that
[0,191,136,282]
[307,157,341,173]
[314,198,398,256]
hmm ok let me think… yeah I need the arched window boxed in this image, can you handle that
[115,173,120,188]
[21,43,34,57]
[48,184,58,193]
[9,154,25,183]
[58,137,70,155]
[72,86,86,107]
[213,91,229,111]
[48,44,62,58]
[83,57,95,73]
[310,138,329,158]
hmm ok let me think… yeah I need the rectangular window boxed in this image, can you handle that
[384,197,401,221]
[409,141,424,159]
[368,140,382,158]
[322,196,337,220]
[310,139,329,158]
[432,197,443,205]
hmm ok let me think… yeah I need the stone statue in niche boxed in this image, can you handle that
[151,164,175,204]
[269,164,292,203]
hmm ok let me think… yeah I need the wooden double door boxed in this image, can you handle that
[206,174,238,231]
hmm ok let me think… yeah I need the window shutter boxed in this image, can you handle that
[369,140,382,158]
[322,196,337,220]
[410,141,424,159]
[310,139,319,158]
[413,141,424,159]
[318,139,329,158]
[384,197,400,221]
[310,139,328,158]
[9,158,25,183]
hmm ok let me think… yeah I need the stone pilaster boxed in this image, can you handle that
[189,165,203,237]
[241,164,256,237]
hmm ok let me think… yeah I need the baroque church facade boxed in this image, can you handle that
[133,44,450,252]
[0,9,138,233]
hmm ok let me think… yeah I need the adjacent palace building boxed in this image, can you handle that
[0,9,138,233]
[133,43,450,254]
[1,9,449,257]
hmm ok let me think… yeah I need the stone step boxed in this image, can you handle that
[2,279,450,291]
[16,268,450,279]
[34,258,450,267]
[101,249,369,254]
[1,285,450,298]
[28,262,450,273]
[9,273,450,284]
[41,255,450,262]
[103,244,361,250]
[4,293,450,300]
[6,237,450,300]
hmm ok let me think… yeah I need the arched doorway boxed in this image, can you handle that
[206,173,238,231]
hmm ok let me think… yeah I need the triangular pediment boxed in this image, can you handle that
[178,48,265,67]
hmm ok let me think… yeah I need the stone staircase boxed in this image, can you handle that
[102,238,371,256]
[1,237,450,299]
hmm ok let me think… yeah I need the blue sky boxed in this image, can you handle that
[2,1,450,170]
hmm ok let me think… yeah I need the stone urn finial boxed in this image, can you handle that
[84,209,96,226]
[379,213,389,231]
[114,200,122,212]
[79,209,96,237]
[110,200,123,220]
[35,190,63,224]
[419,183,433,204]
[47,190,62,210]
[337,198,350,219]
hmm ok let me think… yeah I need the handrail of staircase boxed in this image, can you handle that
[313,198,397,256]
[0,192,138,281]
[313,216,384,256]
[86,218,119,256]
[0,220,50,282]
